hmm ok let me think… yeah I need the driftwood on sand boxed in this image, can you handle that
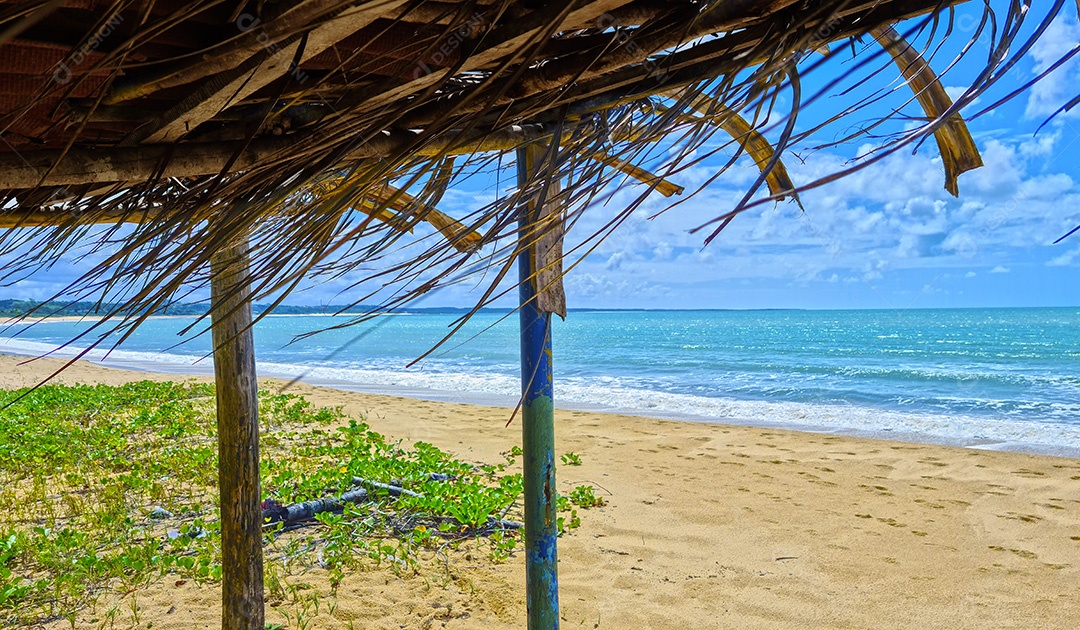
[261,475,520,531]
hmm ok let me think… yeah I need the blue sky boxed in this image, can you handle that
[6,3,1080,311]
[548,4,1080,310]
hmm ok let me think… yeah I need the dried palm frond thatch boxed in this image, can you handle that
[0,0,1074,352]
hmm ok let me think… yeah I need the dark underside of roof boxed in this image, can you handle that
[0,0,963,203]
[3,0,1066,332]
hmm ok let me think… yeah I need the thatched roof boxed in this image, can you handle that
[0,1,1071,341]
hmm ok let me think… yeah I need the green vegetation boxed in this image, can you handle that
[0,381,601,626]
[0,298,208,318]
[0,298,496,319]
[0,298,636,320]
[568,484,606,509]
[560,452,582,466]
[0,298,385,318]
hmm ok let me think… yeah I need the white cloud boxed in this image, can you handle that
[990,265,1010,274]
[563,273,670,303]
[1018,131,1061,160]
[604,251,628,271]
[944,85,980,110]
[1047,247,1080,267]
[538,118,1080,303]
[1025,13,1080,120]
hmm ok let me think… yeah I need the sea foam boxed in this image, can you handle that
[2,334,1078,458]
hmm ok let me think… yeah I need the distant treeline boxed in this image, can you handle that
[0,299,206,318]
[1,299,669,319]
[0,299,492,319]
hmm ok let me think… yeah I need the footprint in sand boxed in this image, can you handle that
[998,512,1042,523]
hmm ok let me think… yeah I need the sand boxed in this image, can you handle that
[2,353,1079,629]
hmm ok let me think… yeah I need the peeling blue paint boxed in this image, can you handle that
[518,147,559,629]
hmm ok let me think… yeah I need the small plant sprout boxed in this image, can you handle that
[569,485,606,508]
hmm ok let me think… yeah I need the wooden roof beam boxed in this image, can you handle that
[105,1,368,104]
[118,0,410,145]
[480,0,960,128]
[0,206,157,229]
[315,0,639,126]
[397,0,804,126]
[1,186,482,255]
[0,123,571,190]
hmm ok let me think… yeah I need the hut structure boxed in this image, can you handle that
[0,1,1072,628]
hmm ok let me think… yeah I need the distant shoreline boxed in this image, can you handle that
[3,304,1078,325]
[13,313,350,324]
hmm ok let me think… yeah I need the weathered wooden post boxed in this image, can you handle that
[209,239,264,630]
[516,144,565,629]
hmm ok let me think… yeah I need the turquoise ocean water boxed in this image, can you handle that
[2,307,1078,456]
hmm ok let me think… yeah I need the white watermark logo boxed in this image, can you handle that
[236,13,310,84]
[411,13,487,79]
[52,14,125,85]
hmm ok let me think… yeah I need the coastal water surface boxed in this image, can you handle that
[2,307,1078,456]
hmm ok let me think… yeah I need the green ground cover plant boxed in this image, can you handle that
[0,381,603,627]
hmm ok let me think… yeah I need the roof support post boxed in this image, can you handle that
[210,239,265,630]
[516,145,560,629]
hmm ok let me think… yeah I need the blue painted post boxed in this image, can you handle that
[516,146,559,629]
